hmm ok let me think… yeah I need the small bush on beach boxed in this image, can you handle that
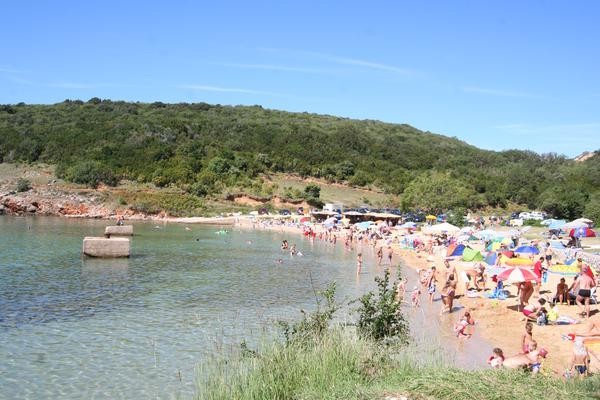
[278,282,340,346]
[16,178,32,192]
[354,269,409,343]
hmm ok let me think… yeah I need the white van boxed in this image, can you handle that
[519,212,531,220]
[529,211,545,220]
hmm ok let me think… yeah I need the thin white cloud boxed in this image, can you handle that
[323,55,413,75]
[488,123,600,156]
[0,67,25,74]
[461,86,542,99]
[494,122,600,134]
[179,84,281,96]
[46,82,109,89]
[493,123,600,148]
[218,62,338,75]
[4,76,125,89]
[257,48,415,75]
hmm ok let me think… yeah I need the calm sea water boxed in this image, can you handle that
[0,216,486,399]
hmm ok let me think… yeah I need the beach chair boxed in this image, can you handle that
[591,287,598,305]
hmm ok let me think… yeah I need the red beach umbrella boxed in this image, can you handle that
[497,267,537,283]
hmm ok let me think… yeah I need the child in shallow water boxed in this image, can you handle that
[411,286,421,307]
[454,311,475,338]
[487,347,504,368]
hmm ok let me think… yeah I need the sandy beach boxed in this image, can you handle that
[236,216,600,374]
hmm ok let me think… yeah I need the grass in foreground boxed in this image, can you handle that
[197,330,600,400]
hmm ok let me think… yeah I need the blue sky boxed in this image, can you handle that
[1,1,599,157]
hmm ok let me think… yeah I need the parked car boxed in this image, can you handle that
[519,212,532,220]
[529,211,545,220]
[357,207,370,214]
[296,207,304,215]
[279,209,291,216]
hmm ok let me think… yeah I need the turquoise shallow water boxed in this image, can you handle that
[0,216,486,399]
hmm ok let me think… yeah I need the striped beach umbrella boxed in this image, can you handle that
[497,267,537,283]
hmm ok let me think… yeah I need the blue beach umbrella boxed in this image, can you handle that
[548,220,566,230]
[484,252,498,266]
[355,221,374,231]
[514,245,540,254]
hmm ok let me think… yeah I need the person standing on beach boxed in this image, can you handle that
[376,247,383,266]
[356,253,363,272]
[387,246,393,265]
[544,242,553,268]
[575,267,595,319]
[533,257,545,298]
[517,281,534,311]
[442,259,457,285]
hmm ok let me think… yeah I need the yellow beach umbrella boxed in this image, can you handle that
[505,257,534,267]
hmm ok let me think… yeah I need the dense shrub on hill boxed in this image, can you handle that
[0,100,598,218]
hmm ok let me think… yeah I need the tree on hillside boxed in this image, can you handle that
[402,172,480,211]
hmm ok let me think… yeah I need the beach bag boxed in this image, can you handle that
[537,313,547,326]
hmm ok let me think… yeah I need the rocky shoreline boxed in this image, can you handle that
[0,187,157,220]
[0,187,239,225]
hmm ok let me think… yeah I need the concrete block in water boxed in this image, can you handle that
[83,237,130,258]
[105,225,134,236]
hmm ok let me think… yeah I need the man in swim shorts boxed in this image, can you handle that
[575,268,595,319]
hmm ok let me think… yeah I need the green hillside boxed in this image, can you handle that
[0,100,598,220]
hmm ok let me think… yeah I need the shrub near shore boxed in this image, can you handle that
[197,272,600,400]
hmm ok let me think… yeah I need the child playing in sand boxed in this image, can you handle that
[454,311,475,338]
[527,342,548,374]
[487,348,505,368]
[569,338,590,377]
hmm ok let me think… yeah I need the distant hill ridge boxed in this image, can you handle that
[574,151,597,162]
[0,99,599,220]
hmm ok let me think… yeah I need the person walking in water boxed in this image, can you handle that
[426,266,437,303]
[376,247,383,266]
[356,253,363,272]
